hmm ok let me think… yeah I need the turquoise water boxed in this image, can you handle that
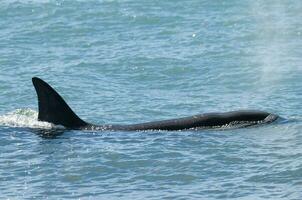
[1,0,302,199]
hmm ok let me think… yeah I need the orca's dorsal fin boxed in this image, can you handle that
[32,77,88,129]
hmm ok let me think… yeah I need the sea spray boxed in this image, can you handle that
[0,109,57,129]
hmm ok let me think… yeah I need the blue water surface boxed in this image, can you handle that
[1,0,302,199]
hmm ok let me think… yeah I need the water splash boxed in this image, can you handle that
[0,109,59,129]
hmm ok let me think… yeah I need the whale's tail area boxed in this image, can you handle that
[32,77,88,129]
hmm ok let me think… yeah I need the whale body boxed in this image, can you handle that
[32,77,279,131]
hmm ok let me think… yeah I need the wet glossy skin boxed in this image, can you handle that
[32,77,279,131]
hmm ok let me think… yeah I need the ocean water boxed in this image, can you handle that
[1,0,302,199]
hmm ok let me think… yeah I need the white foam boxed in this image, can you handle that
[0,109,61,129]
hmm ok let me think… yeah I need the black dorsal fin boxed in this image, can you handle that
[32,77,88,128]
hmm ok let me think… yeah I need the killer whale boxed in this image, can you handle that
[32,77,279,131]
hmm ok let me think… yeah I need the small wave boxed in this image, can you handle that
[0,109,62,129]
